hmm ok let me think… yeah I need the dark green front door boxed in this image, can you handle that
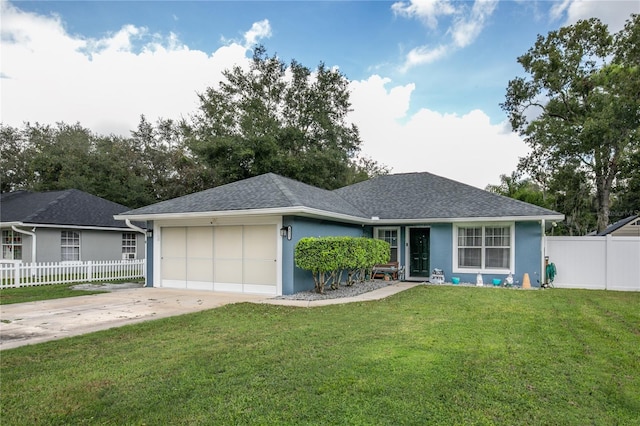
[410,228,430,278]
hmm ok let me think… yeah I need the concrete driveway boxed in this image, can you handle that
[0,287,267,351]
[0,282,420,351]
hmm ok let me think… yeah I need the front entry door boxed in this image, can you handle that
[409,228,430,278]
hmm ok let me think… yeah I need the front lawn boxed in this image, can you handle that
[0,283,107,304]
[1,286,639,425]
[0,280,143,305]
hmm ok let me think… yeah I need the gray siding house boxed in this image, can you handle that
[116,172,563,296]
[1,190,145,263]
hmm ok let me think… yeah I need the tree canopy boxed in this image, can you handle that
[186,45,385,190]
[502,15,640,233]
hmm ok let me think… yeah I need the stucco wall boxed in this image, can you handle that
[282,216,365,294]
[429,223,453,281]
[32,228,145,262]
[514,221,543,286]
[442,221,542,286]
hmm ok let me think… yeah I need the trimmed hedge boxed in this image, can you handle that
[295,237,390,293]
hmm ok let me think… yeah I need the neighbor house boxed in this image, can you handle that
[594,215,640,237]
[1,189,146,263]
[115,172,564,296]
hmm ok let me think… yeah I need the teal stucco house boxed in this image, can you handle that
[116,172,564,295]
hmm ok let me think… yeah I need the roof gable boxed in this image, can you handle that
[121,173,366,218]
[1,189,133,228]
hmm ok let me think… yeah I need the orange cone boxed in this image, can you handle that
[522,273,531,289]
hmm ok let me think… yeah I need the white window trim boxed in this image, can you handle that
[122,232,137,260]
[452,222,515,274]
[374,226,401,263]
[61,230,81,263]
[1,229,23,261]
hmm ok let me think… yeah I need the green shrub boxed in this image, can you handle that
[295,237,390,293]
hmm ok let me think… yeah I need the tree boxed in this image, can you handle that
[485,172,550,209]
[131,115,214,201]
[186,45,381,190]
[1,122,160,208]
[502,15,640,232]
[0,125,31,192]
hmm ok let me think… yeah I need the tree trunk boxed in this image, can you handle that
[595,174,612,233]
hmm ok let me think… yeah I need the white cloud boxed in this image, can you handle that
[551,0,637,32]
[0,1,251,136]
[450,0,498,48]
[401,44,448,70]
[349,76,529,188]
[395,0,498,71]
[243,19,272,47]
[391,0,456,29]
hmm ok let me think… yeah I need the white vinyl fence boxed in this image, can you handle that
[0,259,145,289]
[545,236,640,291]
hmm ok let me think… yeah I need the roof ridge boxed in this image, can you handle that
[22,189,74,222]
[268,173,302,206]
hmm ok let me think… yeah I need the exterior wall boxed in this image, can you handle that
[445,221,542,286]
[283,216,365,294]
[514,221,543,286]
[28,228,145,263]
[364,221,543,287]
[429,223,453,281]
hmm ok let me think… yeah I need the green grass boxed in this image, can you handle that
[1,286,639,425]
[0,280,141,305]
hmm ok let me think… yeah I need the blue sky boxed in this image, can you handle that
[1,1,637,188]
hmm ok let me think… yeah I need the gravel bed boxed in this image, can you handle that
[274,280,402,301]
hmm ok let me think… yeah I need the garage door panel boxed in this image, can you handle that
[243,260,277,285]
[162,258,187,282]
[214,259,243,284]
[244,284,277,295]
[214,226,242,258]
[244,225,276,259]
[187,258,214,282]
[187,227,213,258]
[161,227,186,257]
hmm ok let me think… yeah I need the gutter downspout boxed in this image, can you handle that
[124,219,148,285]
[12,225,36,263]
[541,219,546,288]
[125,219,146,235]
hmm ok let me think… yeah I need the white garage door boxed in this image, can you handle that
[160,225,277,295]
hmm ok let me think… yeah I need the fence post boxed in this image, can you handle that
[15,263,21,287]
[87,261,93,282]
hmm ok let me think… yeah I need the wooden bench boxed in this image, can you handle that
[372,262,404,280]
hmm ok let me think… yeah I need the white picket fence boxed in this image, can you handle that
[0,259,146,289]
[545,236,640,291]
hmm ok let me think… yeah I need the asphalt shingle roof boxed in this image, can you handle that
[334,172,561,219]
[1,189,135,228]
[119,172,562,221]
[122,173,367,217]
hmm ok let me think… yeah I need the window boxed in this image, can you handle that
[2,230,22,260]
[122,232,137,260]
[375,228,399,262]
[454,224,513,272]
[61,231,80,261]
